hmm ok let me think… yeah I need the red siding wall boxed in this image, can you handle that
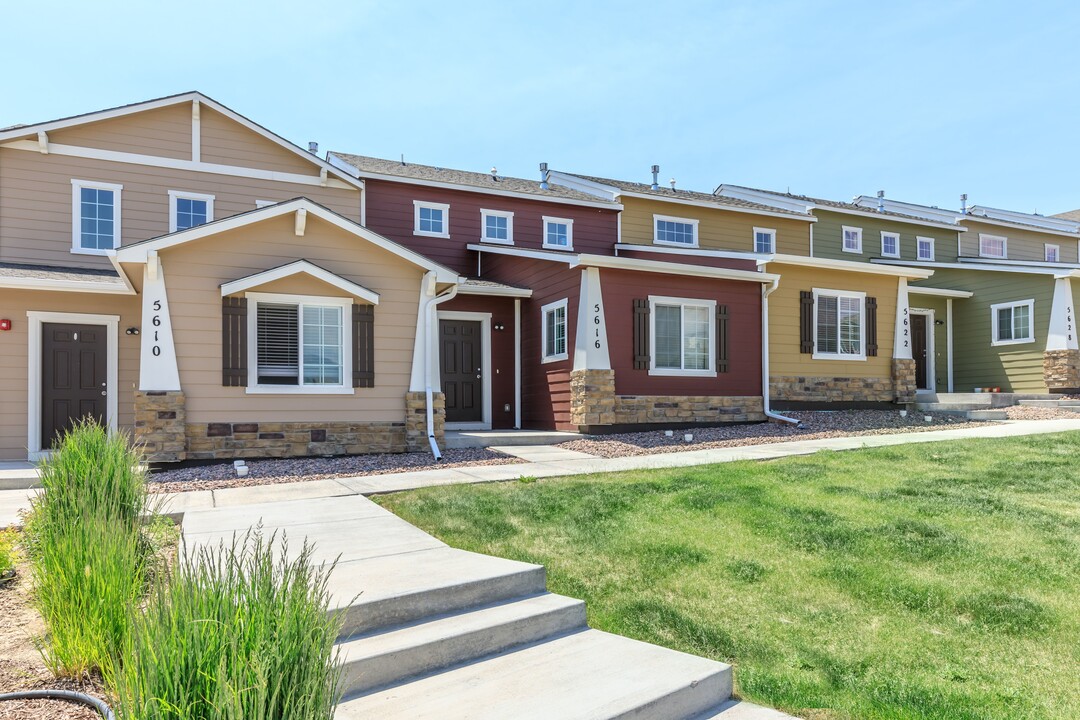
[602,268,763,397]
[439,294,518,429]
[363,179,619,276]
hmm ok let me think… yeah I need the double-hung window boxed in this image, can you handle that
[842,226,862,254]
[917,236,935,261]
[251,296,350,391]
[480,209,514,244]
[654,215,699,247]
[813,289,865,360]
[1045,244,1060,262]
[414,201,450,238]
[649,296,716,376]
[71,179,122,253]
[881,231,900,258]
[754,227,776,254]
[541,299,568,362]
[542,216,574,250]
[169,191,214,232]
[991,300,1034,346]
[979,233,1007,259]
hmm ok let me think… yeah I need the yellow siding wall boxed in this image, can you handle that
[619,197,811,254]
[959,219,1079,263]
[160,213,423,424]
[769,264,899,379]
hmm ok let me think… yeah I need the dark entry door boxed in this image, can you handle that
[42,323,107,448]
[440,319,483,423]
[911,314,929,390]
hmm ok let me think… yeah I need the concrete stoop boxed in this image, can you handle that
[915,392,1071,420]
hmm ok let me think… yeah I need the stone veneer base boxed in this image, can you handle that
[1043,349,1080,392]
[772,360,917,405]
[134,390,187,463]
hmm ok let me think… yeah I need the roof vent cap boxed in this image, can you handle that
[490,166,499,182]
[960,193,968,215]
[876,190,885,212]
[539,162,550,190]
[669,177,677,191]
[650,165,660,191]
[308,141,318,155]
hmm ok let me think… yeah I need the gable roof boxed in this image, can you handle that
[0,91,363,190]
[114,197,460,283]
[220,259,380,304]
[0,261,133,294]
[328,153,619,209]
[1053,209,1080,222]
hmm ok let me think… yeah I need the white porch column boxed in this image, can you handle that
[893,278,913,359]
[409,276,435,392]
[1046,277,1078,351]
[139,252,181,391]
[573,267,611,371]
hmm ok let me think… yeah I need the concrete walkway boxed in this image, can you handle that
[3,418,1080,528]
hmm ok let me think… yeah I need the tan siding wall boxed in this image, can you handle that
[769,264,899,379]
[161,213,423,423]
[199,107,318,175]
[47,103,193,160]
[618,197,810,255]
[959,219,1079,263]
[0,290,140,460]
[241,273,363,297]
[0,147,359,270]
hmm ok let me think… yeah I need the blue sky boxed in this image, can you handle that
[3,0,1078,214]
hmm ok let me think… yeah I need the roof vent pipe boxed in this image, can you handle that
[308,141,318,155]
[876,190,885,212]
[669,178,677,191]
[651,165,660,191]
[490,166,499,182]
[539,162,550,190]
[960,193,968,214]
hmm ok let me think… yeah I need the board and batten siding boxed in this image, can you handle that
[362,178,619,277]
[767,264,899,380]
[617,197,810,255]
[157,212,424,423]
[810,209,960,264]
[913,267,1053,392]
[957,218,1079,263]
[0,290,140,460]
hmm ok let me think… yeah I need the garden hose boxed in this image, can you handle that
[0,689,115,719]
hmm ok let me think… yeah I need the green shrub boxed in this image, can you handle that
[0,528,16,578]
[111,530,344,720]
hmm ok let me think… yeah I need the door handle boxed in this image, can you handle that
[101,390,107,396]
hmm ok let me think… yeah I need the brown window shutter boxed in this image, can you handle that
[353,303,375,388]
[717,304,729,373]
[633,298,650,370]
[799,291,814,353]
[866,296,878,357]
[222,297,248,386]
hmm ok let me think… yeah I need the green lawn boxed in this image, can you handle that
[376,433,1080,720]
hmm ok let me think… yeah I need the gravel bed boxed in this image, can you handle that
[1003,405,1080,420]
[554,410,993,458]
[148,448,520,494]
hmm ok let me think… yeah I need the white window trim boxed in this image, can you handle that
[413,200,450,239]
[244,292,355,394]
[542,216,575,251]
[880,231,901,258]
[990,299,1035,347]
[168,190,215,233]
[648,295,717,377]
[71,179,122,255]
[979,233,1008,259]
[1045,244,1060,262]
[480,208,515,245]
[653,214,700,248]
[841,226,863,254]
[916,236,936,261]
[811,287,867,361]
[753,227,776,254]
[540,298,569,363]
[438,310,493,430]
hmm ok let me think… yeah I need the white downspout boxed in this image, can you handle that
[761,277,800,425]
[420,275,459,459]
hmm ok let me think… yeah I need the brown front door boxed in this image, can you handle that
[41,323,107,448]
[911,314,929,390]
[440,319,483,423]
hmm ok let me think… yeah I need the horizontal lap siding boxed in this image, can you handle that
[811,209,960,264]
[199,108,319,175]
[481,253,580,430]
[908,295,950,391]
[914,268,1052,392]
[618,197,810,255]
[0,290,140,460]
[363,179,619,276]
[161,213,422,423]
[959,219,1078,263]
[769,264,898,379]
[440,294,518,429]
[615,246,760,271]
[601,268,762,396]
[48,103,193,160]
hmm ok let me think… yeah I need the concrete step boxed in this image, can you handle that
[335,628,731,720]
[915,402,990,412]
[445,429,581,449]
[338,592,586,697]
[692,699,800,719]
[0,462,40,491]
[1018,399,1080,408]
[328,546,547,638]
[966,409,1008,420]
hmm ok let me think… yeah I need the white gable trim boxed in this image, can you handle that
[220,260,380,304]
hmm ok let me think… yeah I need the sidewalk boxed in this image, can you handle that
[3,418,1080,527]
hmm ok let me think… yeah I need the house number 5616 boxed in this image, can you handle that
[593,303,602,349]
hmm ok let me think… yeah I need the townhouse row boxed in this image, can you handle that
[2,92,1077,462]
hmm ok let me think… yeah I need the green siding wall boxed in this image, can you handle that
[812,209,959,264]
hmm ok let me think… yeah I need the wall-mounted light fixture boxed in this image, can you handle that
[494,323,505,331]
[125,327,141,336]
[0,319,10,331]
